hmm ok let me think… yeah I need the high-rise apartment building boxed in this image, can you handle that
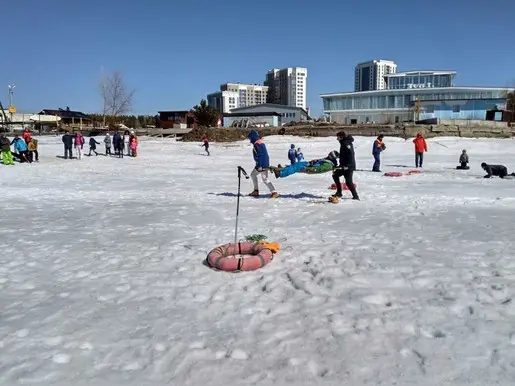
[354,60,397,92]
[264,67,307,110]
[207,83,268,113]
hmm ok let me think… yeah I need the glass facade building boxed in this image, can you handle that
[321,87,512,124]
[322,87,508,111]
[384,71,455,90]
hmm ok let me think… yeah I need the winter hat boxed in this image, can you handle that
[481,162,487,168]
[297,147,301,152]
[462,149,466,153]
[290,144,295,148]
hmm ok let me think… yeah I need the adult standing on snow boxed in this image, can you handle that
[331,131,359,201]
[62,131,73,159]
[112,131,121,156]
[413,133,427,168]
[372,134,386,172]
[288,144,297,165]
[74,132,85,159]
[248,130,279,198]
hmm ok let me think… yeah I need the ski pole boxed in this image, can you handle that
[234,166,249,246]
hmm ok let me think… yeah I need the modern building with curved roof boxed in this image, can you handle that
[322,63,513,124]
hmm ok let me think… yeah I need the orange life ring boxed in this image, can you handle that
[383,171,403,177]
[207,242,274,272]
[329,183,358,190]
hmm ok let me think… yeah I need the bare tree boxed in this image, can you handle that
[99,70,135,127]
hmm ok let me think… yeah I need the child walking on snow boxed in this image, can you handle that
[248,130,278,198]
[88,135,100,156]
[201,137,210,156]
[104,133,112,155]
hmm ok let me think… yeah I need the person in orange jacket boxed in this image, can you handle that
[413,133,427,168]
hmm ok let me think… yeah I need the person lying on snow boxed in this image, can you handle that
[269,151,339,178]
[481,162,515,179]
[456,149,469,170]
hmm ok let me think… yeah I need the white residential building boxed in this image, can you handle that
[264,67,307,110]
[207,83,268,113]
[354,60,397,92]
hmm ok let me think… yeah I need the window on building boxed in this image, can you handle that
[395,116,400,123]
[452,105,460,113]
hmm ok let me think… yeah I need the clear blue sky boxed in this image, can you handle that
[1,0,513,116]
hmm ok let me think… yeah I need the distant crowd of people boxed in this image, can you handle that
[61,130,139,159]
[0,128,38,165]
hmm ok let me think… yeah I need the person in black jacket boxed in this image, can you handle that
[332,131,360,200]
[481,162,515,178]
[88,135,100,156]
[62,131,73,159]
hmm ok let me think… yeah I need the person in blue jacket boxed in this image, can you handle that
[372,134,386,172]
[11,135,30,163]
[248,130,278,198]
[296,147,304,162]
[288,144,297,165]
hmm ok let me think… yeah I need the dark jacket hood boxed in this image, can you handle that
[248,130,260,143]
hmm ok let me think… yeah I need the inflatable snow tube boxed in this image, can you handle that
[407,169,421,174]
[383,171,403,177]
[207,242,274,272]
[329,183,358,190]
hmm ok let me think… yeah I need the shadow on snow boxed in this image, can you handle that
[209,192,325,199]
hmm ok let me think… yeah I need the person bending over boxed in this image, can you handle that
[481,162,515,178]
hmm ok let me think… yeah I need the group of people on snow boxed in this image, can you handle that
[247,129,360,201]
[0,128,39,165]
[61,130,139,160]
[245,129,515,201]
[287,144,304,165]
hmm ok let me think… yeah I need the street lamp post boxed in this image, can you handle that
[8,84,15,131]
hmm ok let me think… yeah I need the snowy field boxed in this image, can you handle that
[1,134,515,385]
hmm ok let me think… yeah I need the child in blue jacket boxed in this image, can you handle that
[11,135,30,163]
[288,144,297,165]
[248,130,278,198]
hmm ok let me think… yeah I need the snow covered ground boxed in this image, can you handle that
[1,134,515,385]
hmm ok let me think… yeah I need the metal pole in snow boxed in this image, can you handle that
[234,166,249,246]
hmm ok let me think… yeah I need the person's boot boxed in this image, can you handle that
[248,190,259,197]
[332,190,343,198]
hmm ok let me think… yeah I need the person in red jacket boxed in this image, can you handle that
[22,128,32,144]
[413,133,427,168]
